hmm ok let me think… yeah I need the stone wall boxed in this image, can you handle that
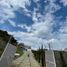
[0,44,16,67]
[62,51,67,64]
[54,51,63,67]
[45,50,56,67]
[54,51,67,67]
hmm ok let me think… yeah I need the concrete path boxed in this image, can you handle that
[45,50,56,67]
[12,51,40,67]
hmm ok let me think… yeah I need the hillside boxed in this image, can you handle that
[0,30,17,57]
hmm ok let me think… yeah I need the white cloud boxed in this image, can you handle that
[18,24,31,32]
[51,18,67,50]
[0,0,30,24]
[8,12,55,49]
[59,18,67,33]
[8,20,16,27]
[31,13,54,39]
[58,19,67,49]
[1,0,67,50]
[60,0,67,6]
[8,29,67,50]
[0,0,15,24]
[33,0,39,3]
[60,26,67,33]
[0,0,15,17]
[5,0,30,8]
[7,0,63,50]
[45,0,61,13]
[8,31,48,49]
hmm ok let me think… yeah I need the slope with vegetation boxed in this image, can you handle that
[0,30,17,57]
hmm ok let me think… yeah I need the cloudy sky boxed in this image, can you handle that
[0,0,67,50]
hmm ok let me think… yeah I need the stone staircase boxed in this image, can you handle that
[12,51,40,67]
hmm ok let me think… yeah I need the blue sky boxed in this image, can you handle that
[0,0,67,50]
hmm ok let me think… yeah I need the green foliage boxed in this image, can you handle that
[32,45,45,67]
[16,43,25,56]
[16,45,23,56]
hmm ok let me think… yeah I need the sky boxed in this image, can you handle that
[0,0,67,50]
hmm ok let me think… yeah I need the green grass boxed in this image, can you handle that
[16,45,24,56]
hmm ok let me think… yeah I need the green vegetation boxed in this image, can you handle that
[32,45,45,67]
[16,43,25,56]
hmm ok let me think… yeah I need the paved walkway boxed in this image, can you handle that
[12,51,40,67]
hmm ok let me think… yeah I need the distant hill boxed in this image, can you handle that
[0,30,17,57]
[64,48,67,51]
